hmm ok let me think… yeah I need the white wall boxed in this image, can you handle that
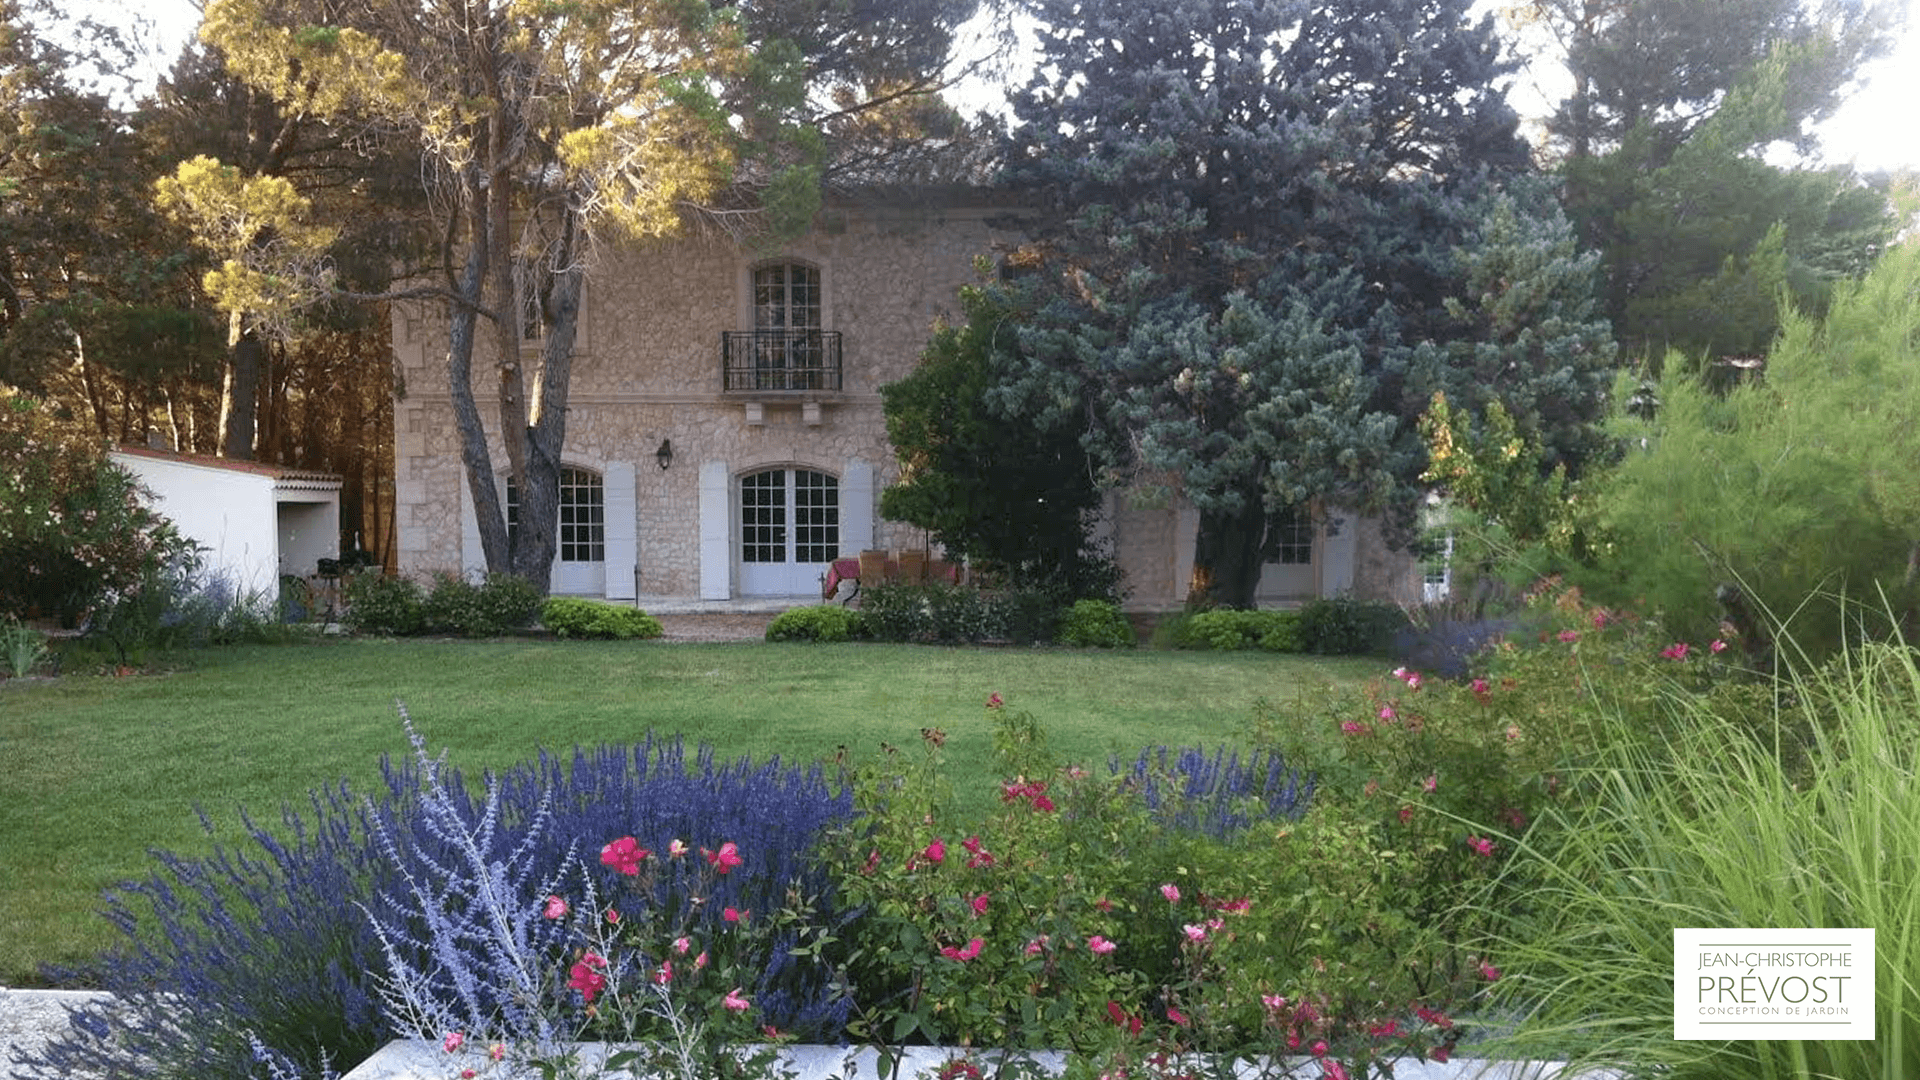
[114,454,280,596]
[112,452,340,599]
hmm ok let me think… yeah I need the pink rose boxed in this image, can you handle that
[1088,935,1117,955]
[599,836,650,875]
[1160,883,1180,903]
[542,895,568,920]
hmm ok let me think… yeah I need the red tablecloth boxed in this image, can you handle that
[821,557,959,598]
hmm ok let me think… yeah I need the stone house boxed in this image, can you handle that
[388,190,1422,609]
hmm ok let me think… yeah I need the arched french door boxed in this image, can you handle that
[506,466,606,594]
[738,467,839,595]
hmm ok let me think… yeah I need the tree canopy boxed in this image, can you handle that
[880,282,1114,599]
[989,0,1615,607]
[1513,0,1900,363]
[1588,242,1920,658]
[197,0,983,590]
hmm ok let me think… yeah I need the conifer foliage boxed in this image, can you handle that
[999,0,1616,607]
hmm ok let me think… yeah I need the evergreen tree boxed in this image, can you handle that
[881,283,1112,598]
[1513,0,1899,363]
[1000,0,1615,607]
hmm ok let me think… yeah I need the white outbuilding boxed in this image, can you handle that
[110,445,343,600]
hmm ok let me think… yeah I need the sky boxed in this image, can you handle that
[77,0,1920,175]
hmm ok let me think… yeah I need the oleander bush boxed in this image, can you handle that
[1056,598,1135,648]
[765,604,862,643]
[23,725,855,1080]
[342,570,424,636]
[541,596,665,640]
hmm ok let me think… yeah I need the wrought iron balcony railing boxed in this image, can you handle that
[721,330,843,393]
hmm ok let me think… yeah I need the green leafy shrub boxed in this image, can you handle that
[858,583,1006,644]
[1180,609,1300,651]
[343,571,424,635]
[765,604,861,643]
[989,585,1064,645]
[416,572,542,637]
[1057,598,1134,647]
[0,393,182,625]
[539,596,663,640]
[1296,595,1405,655]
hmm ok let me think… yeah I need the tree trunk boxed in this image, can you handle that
[220,328,263,460]
[448,199,510,573]
[1187,502,1268,610]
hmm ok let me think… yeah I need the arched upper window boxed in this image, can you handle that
[753,261,821,333]
[724,261,841,392]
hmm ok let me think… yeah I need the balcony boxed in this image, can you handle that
[721,330,843,394]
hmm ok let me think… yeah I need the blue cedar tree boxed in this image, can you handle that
[999,0,1613,607]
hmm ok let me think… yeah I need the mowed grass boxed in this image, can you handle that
[0,637,1379,986]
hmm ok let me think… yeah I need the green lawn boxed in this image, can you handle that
[0,638,1379,986]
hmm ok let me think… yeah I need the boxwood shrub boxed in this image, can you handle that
[765,604,863,642]
[539,596,664,639]
[1056,598,1135,647]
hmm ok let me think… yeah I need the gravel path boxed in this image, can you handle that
[649,613,776,642]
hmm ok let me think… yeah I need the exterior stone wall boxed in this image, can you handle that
[390,196,1422,607]
[391,200,1025,600]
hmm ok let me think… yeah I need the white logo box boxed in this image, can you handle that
[1674,928,1875,1040]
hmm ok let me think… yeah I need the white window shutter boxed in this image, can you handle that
[603,461,637,600]
[699,460,731,600]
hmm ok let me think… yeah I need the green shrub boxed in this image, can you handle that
[989,586,1065,645]
[342,571,424,635]
[416,572,541,638]
[859,583,1006,644]
[765,605,861,643]
[1295,595,1405,655]
[1056,598,1134,648]
[1179,609,1300,651]
[539,596,663,640]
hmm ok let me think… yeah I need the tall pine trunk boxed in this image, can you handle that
[220,327,263,460]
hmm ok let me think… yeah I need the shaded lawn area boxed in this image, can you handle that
[0,637,1380,985]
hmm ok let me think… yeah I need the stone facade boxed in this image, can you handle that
[390,194,1422,608]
